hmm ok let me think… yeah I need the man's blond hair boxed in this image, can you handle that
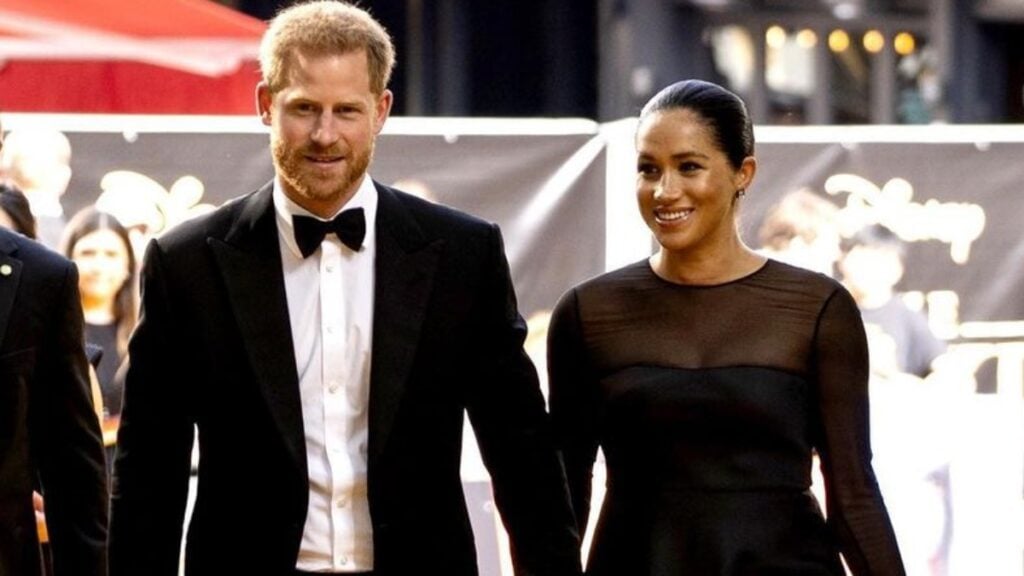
[259,1,395,95]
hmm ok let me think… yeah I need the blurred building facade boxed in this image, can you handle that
[220,0,1022,124]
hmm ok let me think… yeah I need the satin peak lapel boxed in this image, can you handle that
[369,186,443,468]
[207,186,307,474]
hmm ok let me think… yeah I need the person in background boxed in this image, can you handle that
[60,207,137,459]
[0,128,73,249]
[1,151,93,575]
[0,114,109,576]
[548,79,905,575]
[838,223,952,576]
[0,183,38,239]
[1,169,60,576]
[757,186,843,276]
[108,2,580,575]
[838,223,944,380]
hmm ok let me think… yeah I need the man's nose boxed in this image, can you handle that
[311,112,340,145]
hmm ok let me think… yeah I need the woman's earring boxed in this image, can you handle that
[735,188,746,199]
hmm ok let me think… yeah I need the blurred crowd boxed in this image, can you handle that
[0,125,142,444]
[0,122,140,574]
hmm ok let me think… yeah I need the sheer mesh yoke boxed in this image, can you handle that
[548,259,905,576]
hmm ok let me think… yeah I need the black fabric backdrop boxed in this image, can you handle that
[59,122,606,319]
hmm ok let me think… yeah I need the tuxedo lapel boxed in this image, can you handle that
[207,185,307,474]
[369,185,443,468]
[0,235,23,348]
[202,182,444,475]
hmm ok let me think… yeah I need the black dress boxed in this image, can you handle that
[85,321,124,419]
[548,259,905,576]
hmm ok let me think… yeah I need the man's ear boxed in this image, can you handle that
[256,82,273,126]
[373,89,394,134]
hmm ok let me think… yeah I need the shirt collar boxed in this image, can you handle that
[273,174,378,259]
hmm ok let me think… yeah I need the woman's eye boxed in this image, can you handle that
[679,162,701,173]
[637,164,658,177]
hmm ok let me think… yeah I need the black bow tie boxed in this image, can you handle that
[292,208,366,258]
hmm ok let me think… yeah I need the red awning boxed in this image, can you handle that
[0,0,267,114]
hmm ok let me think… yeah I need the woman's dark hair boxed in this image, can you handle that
[60,207,138,358]
[639,79,754,169]
[0,183,37,239]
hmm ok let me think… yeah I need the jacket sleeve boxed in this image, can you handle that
[109,241,196,576]
[32,260,109,576]
[463,224,583,576]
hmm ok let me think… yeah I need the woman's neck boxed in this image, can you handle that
[81,296,116,325]
[652,239,765,286]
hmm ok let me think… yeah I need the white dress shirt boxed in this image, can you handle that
[273,176,377,572]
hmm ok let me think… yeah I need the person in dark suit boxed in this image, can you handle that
[107,3,580,576]
[0,116,109,576]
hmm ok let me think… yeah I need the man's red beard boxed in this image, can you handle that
[272,138,373,203]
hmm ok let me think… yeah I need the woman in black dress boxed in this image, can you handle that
[61,207,138,465]
[547,79,905,575]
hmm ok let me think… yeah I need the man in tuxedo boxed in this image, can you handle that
[108,3,580,576]
[0,116,109,576]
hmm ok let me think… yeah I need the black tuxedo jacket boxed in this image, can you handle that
[0,228,108,576]
[109,182,581,576]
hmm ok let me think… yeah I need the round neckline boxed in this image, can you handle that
[642,257,772,289]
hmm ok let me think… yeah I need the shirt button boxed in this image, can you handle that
[326,326,335,334]
[325,264,335,273]
[339,556,349,566]
[328,380,339,392]
[336,495,349,508]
